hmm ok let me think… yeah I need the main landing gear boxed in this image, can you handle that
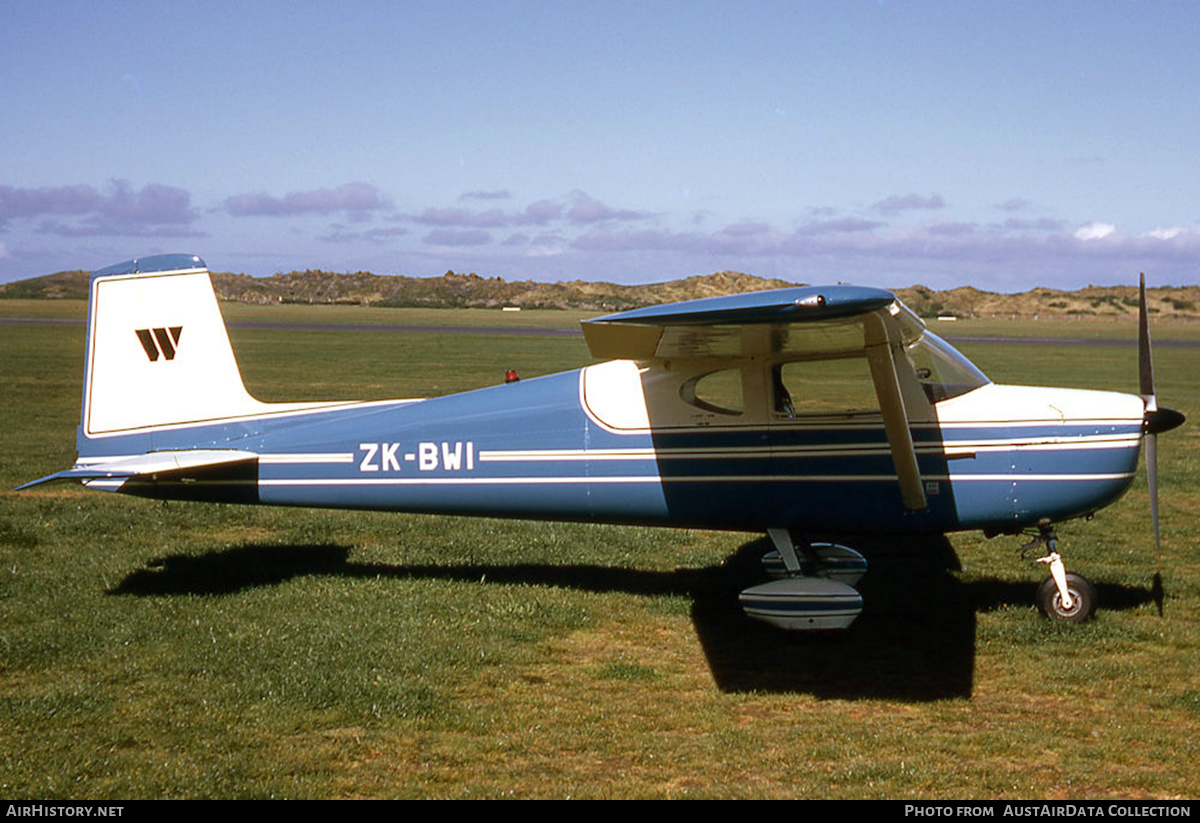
[738,526,1102,630]
[738,528,868,631]
[1021,527,1098,623]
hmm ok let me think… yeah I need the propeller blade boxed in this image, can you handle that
[1137,272,1165,590]
[1138,272,1156,408]
[1146,430,1160,563]
[1138,274,1185,615]
[1148,429,1165,616]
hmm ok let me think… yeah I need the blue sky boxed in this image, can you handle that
[2,1,1198,292]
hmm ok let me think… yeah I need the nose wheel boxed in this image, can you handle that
[1035,569,1098,622]
[1022,529,1098,623]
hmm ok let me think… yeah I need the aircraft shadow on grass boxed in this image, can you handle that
[108,534,1158,701]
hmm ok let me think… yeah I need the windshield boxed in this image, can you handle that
[904,332,990,403]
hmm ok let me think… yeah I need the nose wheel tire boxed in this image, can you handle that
[1036,572,1098,623]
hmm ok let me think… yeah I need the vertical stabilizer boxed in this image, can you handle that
[82,255,271,441]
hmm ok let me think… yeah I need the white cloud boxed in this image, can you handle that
[526,235,567,257]
[1073,222,1116,241]
[1143,226,1184,240]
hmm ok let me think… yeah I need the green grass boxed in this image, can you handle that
[1,301,1198,799]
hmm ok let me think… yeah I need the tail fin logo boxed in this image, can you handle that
[135,327,183,362]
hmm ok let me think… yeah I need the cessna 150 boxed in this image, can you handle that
[20,254,1185,630]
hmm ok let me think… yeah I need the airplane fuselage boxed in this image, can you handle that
[86,364,1145,537]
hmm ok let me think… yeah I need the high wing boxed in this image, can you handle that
[581,285,931,510]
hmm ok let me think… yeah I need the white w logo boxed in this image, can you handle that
[135,327,183,361]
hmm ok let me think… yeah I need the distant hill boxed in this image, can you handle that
[207,268,801,313]
[3,266,1198,320]
[0,269,92,301]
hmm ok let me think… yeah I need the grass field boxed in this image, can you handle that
[1,300,1197,799]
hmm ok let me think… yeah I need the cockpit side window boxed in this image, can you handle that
[772,356,880,417]
[680,368,745,416]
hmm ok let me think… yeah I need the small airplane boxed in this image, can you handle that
[20,254,1185,630]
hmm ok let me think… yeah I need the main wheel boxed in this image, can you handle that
[1036,572,1098,622]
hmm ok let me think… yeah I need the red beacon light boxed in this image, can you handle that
[504,369,520,383]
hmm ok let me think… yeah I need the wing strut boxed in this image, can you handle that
[767,527,803,574]
[864,312,927,511]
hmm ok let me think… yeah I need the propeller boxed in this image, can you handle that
[1137,273,1186,612]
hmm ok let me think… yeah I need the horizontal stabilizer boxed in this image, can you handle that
[17,449,258,490]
